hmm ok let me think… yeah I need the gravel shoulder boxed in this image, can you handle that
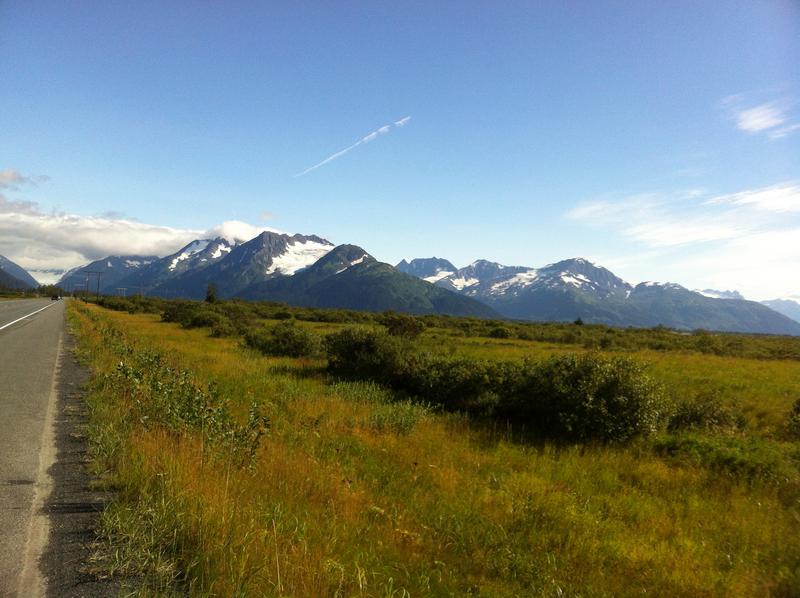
[40,325,122,597]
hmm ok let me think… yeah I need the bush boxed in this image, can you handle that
[245,321,322,358]
[505,354,667,443]
[366,401,431,435]
[789,398,800,439]
[488,326,513,339]
[161,301,200,327]
[381,312,426,339]
[654,434,797,483]
[325,328,666,443]
[668,392,744,433]
[324,327,407,384]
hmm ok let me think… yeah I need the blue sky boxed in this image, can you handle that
[1,1,799,299]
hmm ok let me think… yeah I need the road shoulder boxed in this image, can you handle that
[40,324,121,597]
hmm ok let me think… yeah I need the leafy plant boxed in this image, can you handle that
[380,312,427,339]
[668,392,744,433]
[506,354,667,443]
[244,321,322,358]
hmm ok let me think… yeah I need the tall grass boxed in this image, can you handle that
[71,302,800,596]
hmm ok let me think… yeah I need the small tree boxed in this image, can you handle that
[381,312,426,339]
[205,283,218,304]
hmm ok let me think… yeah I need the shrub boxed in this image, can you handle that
[209,318,238,338]
[668,392,744,433]
[366,400,431,435]
[381,312,426,339]
[488,326,513,339]
[188,310,229,329]
[789,398,800,439]
[160,301,199,327]
[245,321,322,358]
[505,354,667,443]
[654,434,797,483]
[324,327,407,384]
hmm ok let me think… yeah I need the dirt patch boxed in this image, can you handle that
[40,327,122,597]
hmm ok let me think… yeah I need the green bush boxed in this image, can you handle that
[789,398,800,439]
[366,400,431,435]
[654,434,797,483]
[668,392,744,433]
[160,301,199,327]
[325,329,666,443]
[505,354,667,443]
[245,321,322,358]
[381,312,426,339]
[488,326,513,339]
[324,327,407,384]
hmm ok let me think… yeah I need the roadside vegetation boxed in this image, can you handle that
[71,296,800,596]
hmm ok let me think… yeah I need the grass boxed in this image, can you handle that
[70,301,800,596]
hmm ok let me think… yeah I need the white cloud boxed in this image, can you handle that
[206,220,283,243]
[769,123,800,139]
[724,94,800,139]
[567,183,800,300]
[294,116,411,177]
[707,182,800,213]
[0,192,284,283]
[735,102,785,132]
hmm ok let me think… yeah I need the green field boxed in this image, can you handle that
[70,298,800,596]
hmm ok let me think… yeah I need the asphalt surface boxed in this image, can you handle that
[0,298,64,596]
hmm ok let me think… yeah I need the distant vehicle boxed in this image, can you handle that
[51,295,61,301]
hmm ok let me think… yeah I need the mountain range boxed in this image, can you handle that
[397,257,800,335]
[54,233,496,318]
[1,230,796,335]
[0,255,39,289]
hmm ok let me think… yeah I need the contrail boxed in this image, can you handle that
[294,116,411,177]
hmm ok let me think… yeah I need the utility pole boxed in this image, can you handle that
[85,271,104,301]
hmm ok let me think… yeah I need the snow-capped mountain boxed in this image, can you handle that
[433,260,529,293]
[113,237,235,293]
[0,254,39,288]
[58,255,158,293]
[151,231,335,299]
[761,299,800,324]
[240,245,497,317]
[400,255,800,335]
[396,257,457,283]
[54,234,800,334]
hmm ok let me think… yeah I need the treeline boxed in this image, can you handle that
[0,283,65,298]
[93,295,800,361]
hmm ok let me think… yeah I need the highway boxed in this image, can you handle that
[0,298,64,596]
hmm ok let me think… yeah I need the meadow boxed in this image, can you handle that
[70,297,800,596]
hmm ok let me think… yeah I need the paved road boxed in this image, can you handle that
[0,298,64,597]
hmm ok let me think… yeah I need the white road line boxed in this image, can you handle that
[0,303,58,332]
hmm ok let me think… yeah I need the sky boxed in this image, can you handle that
[1,1,799,300]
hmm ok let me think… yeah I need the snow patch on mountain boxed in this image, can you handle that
[124,259,153,268]
[335,254,369,274]
[490,269,539,294]
[169,240,211,271]
[423,270,454,283]
[266,239,333,276]
[211,243,232,259]
[639,281,686,291]
[560,273,591,287]
[449,276,480,290]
